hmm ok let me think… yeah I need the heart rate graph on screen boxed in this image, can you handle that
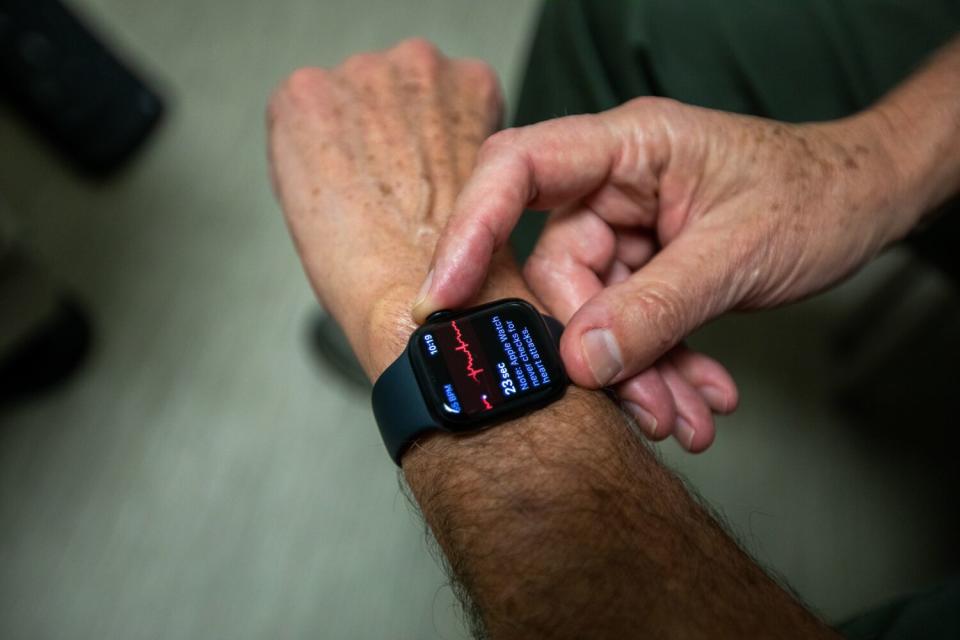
[413,301,564,424]
[434,319,498,415]
[451,321,484,383]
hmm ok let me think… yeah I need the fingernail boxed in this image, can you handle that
[413,269,434,310]
[698,385,727,412]
[580,328,622,386]
[675,417,696,450]
[624,402,658,437]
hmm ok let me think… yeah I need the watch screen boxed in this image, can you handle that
[410,299,566,428]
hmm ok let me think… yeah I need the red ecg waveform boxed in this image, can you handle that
[450,321,484,383]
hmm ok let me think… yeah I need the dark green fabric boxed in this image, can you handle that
[508,2,960,637]
[510,0,960,260]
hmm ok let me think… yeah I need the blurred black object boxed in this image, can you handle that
[909,200,960,289]
[0,296,91,406]
[309,312,370,390]
[0,0,163,174]
[831,252,959,444]
[0,238,92,407]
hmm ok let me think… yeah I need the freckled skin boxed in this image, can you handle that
[266,40,507,375]
[617,104,905,310]
[419,48,960,423]
[267,37,960,638]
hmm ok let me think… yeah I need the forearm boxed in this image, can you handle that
[267,38,846,638]
[406,377,832,638]
[869,35,960,232]
[363,279,835,639]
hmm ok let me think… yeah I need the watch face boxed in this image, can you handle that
[408,299,567,430]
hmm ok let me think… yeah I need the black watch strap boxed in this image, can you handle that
[373,315,564,466]
[372,351,437,466]
[542,316,564,346]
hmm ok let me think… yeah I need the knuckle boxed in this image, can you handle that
[627,282,689,353]
[342,51,379,75]
[281,66,327,99]
[578,214,617,262]
[459,58,497,86]
[616,96,688,146]
[397,37,439,58]
[459,59,502,105]
[479,127,520,158]
[478,71,503,113]
[267,67,327,124]
[270,67,327,109]
[395,37,442,74]
[621,95,677,113]
[523,251,553,284]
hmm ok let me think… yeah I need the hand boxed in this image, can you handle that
[414,98,913,451]
[267,39,508,378]
[266,49,846,638]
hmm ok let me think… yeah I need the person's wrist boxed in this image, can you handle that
[856,104,937,238]
[363,284,421,379]
[364,260,571,470]
[362,256,533,381]
[872,95,958,217]
[814,109,924,248]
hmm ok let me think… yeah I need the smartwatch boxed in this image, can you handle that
[371,298,568,465]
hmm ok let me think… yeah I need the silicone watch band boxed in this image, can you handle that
[373,316,564,466]
[372,350,438,466]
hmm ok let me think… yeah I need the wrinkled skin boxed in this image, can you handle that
[268,41,750,452]
[268,38,914,454]
[267,39,510,378]
[416,95,912,451]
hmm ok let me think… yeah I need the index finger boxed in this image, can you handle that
[412,113,623,322]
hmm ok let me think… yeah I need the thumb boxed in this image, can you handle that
[560,231,738,388]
